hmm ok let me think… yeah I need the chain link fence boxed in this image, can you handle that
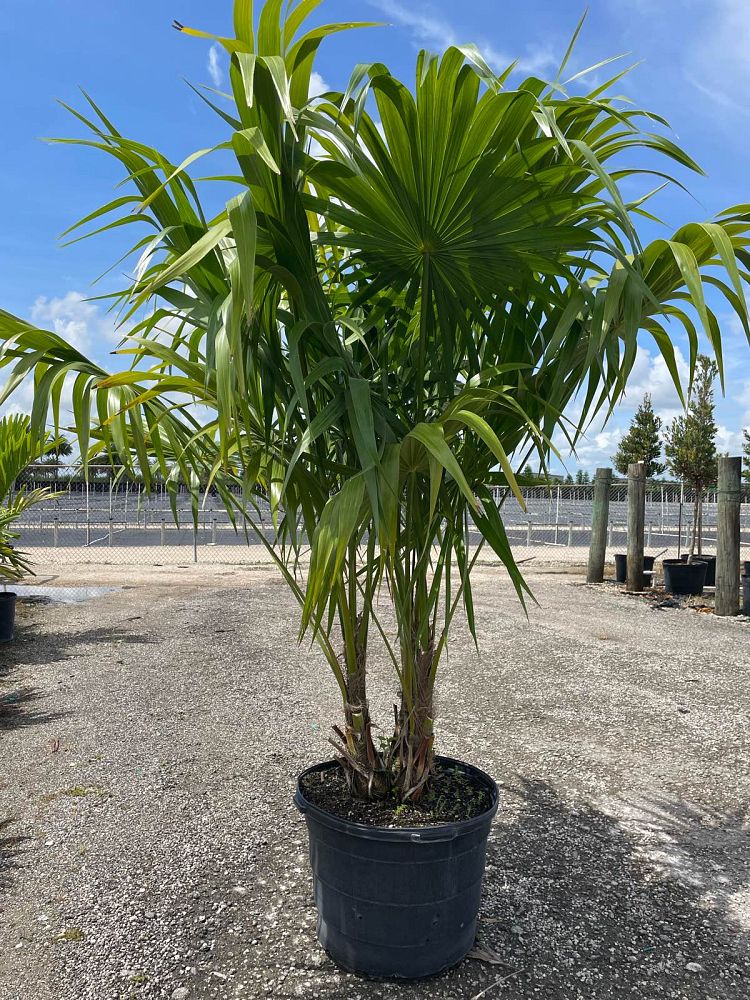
[9,467,750,569]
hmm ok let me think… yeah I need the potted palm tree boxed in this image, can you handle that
[0,415,61,640]
[1,0,750,976]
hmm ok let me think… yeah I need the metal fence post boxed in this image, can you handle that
[647,521,653,548]
[86,478,90,547]
[108,518,113,547]
[661,485,665,532]
[526,521,532,547]
[53,517,59,548]
[608,521,613,548]
[212,518,217,545]
[193,523,198,564]
[567,520,573,546]
[716,456,741,617]
[160,518,166,546]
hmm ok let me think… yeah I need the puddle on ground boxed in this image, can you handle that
[8,586,119,604]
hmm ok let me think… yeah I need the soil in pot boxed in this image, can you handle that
[295,756,498,979]
[0,592,16,643]
[614,553,655,585]
[662,559,707,596]
[300,759,493,828]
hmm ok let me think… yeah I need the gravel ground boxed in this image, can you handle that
[0,567,748,1000]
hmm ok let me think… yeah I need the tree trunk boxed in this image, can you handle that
[689,491,700,558]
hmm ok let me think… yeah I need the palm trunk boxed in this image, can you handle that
[393,634,436,802]
[340,637,385,797]
[330,538,389,799]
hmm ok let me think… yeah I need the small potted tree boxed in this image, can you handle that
[2,0,750,977]
[663,356,718,595]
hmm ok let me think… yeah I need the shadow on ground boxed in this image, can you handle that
[468,779,749,999]
[0,610,154,733]
[229,778,750,999]
[0,684,67,733]
[0,818,30,896]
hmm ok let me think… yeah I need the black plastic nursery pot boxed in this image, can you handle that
[662,559,707,596]
[294,756,499,979]
[743,575,750,615]
[743,561,750,579]
[700,555,717,587]
[614,553,655,584]
[0,592,16,643]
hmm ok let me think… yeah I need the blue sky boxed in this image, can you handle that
[1,0,749,472]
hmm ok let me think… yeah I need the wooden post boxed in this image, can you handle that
[715,456,741,617]
[626,462,646,592]
[587,467,612,583]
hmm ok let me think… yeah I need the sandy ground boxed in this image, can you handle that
[0,567,748,1000]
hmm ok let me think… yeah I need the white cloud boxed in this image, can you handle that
[0,291,128,422]
[0,379,36,422]
[626,0,750,121]
[618,344,689,418]
[715,424,745,455]
[549,345,690,471]
[207,44,224,88]
[687,0,750,104]
[370,0,557,76]
[30,291,124,351]
[309,71,330,97]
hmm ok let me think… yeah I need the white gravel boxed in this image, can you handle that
[0,567,748,999]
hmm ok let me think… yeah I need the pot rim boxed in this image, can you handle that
[0,591,16,599]
[663,558,707,566]
[294,754,499,843]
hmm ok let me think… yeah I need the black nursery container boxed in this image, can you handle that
[294,757,499,979]
[0,591,16,643]
[614,554,655,584]
[743,576,750,615]
[662,559,707,596]
[701,555,717,587]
